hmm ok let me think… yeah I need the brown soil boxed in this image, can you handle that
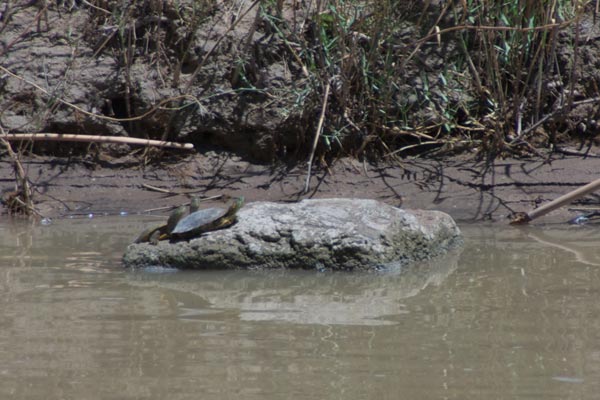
[3,148,600,225]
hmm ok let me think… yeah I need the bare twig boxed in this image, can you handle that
[183,0,261,93]
[0,128,37,216]
[2,133,193,150]
[160,0,262,142]
[304,81,331,194]
[81,0,111,14]
[404,19,572,69]
[519,96,600,137]
[417,19,572,46]
[142,195,223,213]
[0,5,48,56]
[140,185,224,199]
[141,184,175,194]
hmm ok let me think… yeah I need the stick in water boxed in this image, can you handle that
[511,178,600,224]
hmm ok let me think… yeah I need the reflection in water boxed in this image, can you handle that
[1,218,600,399]
[525,228,600,267]
[128,251,460,326]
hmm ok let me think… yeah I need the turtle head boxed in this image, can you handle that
[189,196,201,213]
[166,205,188,233]
[231,196,245,212]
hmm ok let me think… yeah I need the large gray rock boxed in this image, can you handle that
[122,198,463,270]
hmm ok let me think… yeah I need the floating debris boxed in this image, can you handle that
[568,211,600,225]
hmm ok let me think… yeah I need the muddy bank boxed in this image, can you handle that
[2,149,600,225]
[3,1,600,164]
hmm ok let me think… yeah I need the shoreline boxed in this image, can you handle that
[2,151,600,226]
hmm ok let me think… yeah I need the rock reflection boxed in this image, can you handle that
[127,250,461,326]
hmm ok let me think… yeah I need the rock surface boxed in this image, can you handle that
[122,198,463,270]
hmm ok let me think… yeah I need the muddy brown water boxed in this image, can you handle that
[1,216,600,399]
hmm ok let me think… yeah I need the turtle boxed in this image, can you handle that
[170,196,244,240]
[134,197,201,244]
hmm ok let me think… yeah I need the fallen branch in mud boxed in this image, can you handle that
[140,184,222,197]
[510,178,600,224]
[2,133,194,150]
[141,184,177,194]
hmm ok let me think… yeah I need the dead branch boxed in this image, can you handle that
[510,178,600,224]
[3,133,194,150]
[304,81,331,194]
[0,129,36,216]
[142,195,224,213]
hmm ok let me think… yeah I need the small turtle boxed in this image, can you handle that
[189,196,202,213]
[134,205,186,244]
[134,198,201,244]
[134,225,163,244]
[166,204,189,232]
[170,196,244,240]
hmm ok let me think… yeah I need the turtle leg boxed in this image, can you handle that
[150,230,162,245]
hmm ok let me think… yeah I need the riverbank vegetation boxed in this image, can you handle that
[254,0,592,159]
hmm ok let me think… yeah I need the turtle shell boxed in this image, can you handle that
[170,207,228,238]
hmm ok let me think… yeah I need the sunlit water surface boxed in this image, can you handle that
[1,216,600,399]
